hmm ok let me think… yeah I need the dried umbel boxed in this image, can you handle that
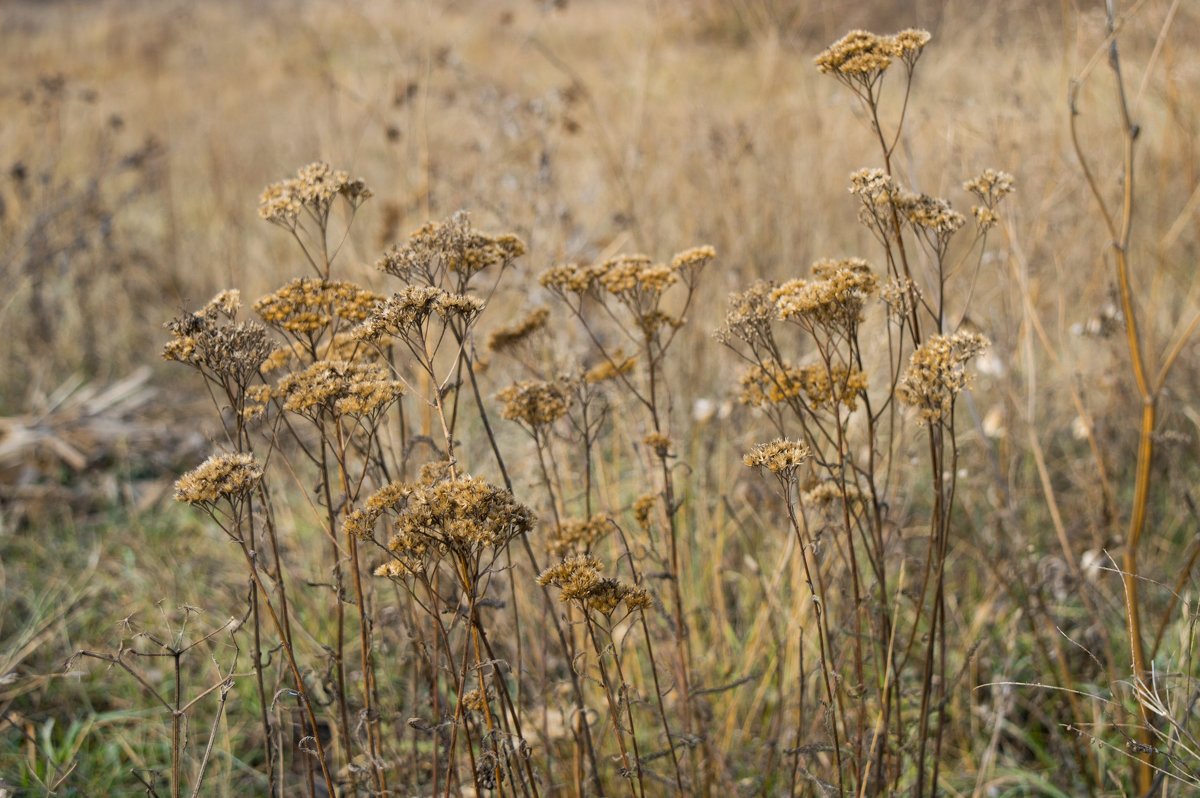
[897,331,990,421]
[814,29,930,86]
[537,556,651,616]
[258,161,371,229]
[275,360,405,419]
[715,281,777,348]
[254,278,383,336]
[896,192,966,241]
[373,474,536,568]
[487,307,549,353]
[497,379,569,431]
[548,513,611,557]
[174,452,263,506]
[963,169,1016,231]
[376,211,525,283]
[354,286,484,341]
[743,439,811,478]
[772,259,878,333]
[163,294,274,383]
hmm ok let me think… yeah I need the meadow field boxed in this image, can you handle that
[2,0,1199,795]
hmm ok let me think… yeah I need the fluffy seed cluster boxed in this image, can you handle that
[814,29,931,81]
[174,452,263,505]
[354,286,484,341]
[258,162,371,228]
[497,380,569,430]
[376,211,525,281]
[743,439,812,477]
[487,307,549,353]
[254,279,383,336]
[163,293,273,383]
[548,513,611,557]
[275,360,404,418]
[772,259,877,332]
[537,556,652,616]
[739,362,868,411]
[897,331,990,421]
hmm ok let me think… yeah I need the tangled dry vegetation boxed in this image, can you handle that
[3,1,1200,796]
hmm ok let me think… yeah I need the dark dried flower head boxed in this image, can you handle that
[175,452,263,505]
[643,432,672,457]
[163,295,274,383]
[897,331,990,421]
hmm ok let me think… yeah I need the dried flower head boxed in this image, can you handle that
[670,245,716,275]
[897,331,990,421]
[548,513,611,557]
[254,279,383,336]
[163,297,274,383]
[896,192,965,243]
[643,432,672,457]
[487,307,549,353]
[497,380,569,430]
[175,452,263,505]
[964,169,1015,231]
[354,286,483,341]
[743,439,811,477]
[633,494,657,531]
[772,259,877,332]
[258,162,371,228]
[716,281,777,348]
[377,211,525,283]
[584,351,637,384]
[276,360,404,418]
[537,556,650,616]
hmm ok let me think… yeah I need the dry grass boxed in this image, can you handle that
[2,0,1200,795]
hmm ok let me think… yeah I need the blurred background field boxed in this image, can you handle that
[2,0,1199,795]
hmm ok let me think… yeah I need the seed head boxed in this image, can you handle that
[743,439,811,477]
[175,452,263,505]
[897,331,990,421]
[497,380,570,430]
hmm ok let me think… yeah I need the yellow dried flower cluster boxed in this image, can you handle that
[497,380,569,430]
[174,452,263,505]
[743,439,811,476]
[897,331,990,421]
[461,688,492,713]
[537,556,652,616]
[343,481,411,540]
[548,513,611,557]
[584,351,637,384]
[163,294,274,383]
[376,211,526,281]
[275,360,404,418]
[487,307,550,353]
[258,162,371,228]
[814,29,930,81]
[738,361,867,410]
[772,259,877,331]
[354,286,484,341]
[964,169,1016,231]
[254,279,383,336]
[643,432,672,457]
